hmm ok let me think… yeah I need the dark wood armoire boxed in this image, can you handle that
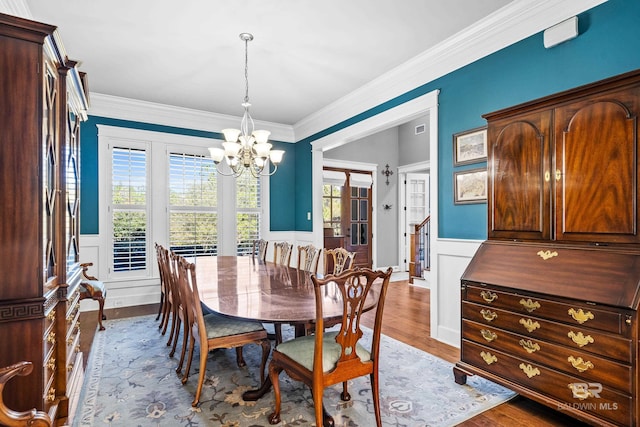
[454,69,640,426]
[0,13,88,425]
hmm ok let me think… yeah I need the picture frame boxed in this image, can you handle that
[454,168,487,204]
[453,126,487,166]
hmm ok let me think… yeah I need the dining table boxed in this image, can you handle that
[193,255,381,424]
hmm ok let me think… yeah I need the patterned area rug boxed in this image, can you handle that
[73,315,515,427]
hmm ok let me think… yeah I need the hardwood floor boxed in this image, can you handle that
[79,279,588,426]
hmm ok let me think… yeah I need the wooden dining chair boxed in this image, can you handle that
[272,241,293,266]
[323,247,355,275]
[155,243,170,329]
[267,267,393,426]
[253,239,269,262]
[297,244,320,274]
[177,255,271,407]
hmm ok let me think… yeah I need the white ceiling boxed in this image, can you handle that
[23,0,515,126]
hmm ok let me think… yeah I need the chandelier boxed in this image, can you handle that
[208,33,284,177]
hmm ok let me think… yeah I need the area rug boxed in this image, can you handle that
[73,315,515,427]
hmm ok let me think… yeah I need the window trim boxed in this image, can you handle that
[98,125,269,281]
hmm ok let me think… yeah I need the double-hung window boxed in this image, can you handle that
[236,171,261,255]
[110,144,149,275]
[99,125,266,281]
[169,152,218,256]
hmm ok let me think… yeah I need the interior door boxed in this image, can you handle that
[405,173,429,272]
[345,181,372,268]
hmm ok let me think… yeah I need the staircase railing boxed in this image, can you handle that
[412,216,430,281]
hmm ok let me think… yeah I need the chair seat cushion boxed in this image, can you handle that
[81,280,106,295]
[203,313,265,339]
[276,331,371,372]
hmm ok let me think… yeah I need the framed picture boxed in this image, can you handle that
[454,168,487,204]
[453,126,487,166]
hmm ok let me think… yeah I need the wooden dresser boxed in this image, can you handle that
[454,69,640,426]
[0,13,88,425]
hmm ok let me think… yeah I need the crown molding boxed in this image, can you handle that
[294,0,608,142]
[88,92,296,143]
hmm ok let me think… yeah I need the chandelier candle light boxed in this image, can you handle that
[209,33,284,177]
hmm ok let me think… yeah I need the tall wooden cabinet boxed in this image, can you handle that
[455,69,640,426]
[0,13,88,425]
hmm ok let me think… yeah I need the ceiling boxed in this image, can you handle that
[24,0,513,126]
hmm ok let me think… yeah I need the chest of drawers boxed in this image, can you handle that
[454,241,640,426]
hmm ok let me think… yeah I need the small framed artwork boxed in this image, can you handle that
[454,168,487,204]
[453,126,487,166]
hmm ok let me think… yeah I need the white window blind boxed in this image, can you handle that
[349,172,373,188]
[169,152,218,257]
[236,172,261,255]
[111,147,147,272]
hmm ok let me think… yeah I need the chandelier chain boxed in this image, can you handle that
[244,36,250,104]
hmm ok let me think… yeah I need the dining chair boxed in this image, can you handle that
[322,247,355,275]
[79,262,107,331]
[297,244,320,274]
[253,239,269,262]
[270,241,294,343]
[272,241,293,266]
[0,361,52,427]
[267,267,393,426]
[177,255,271,407]
[155,243,170,329]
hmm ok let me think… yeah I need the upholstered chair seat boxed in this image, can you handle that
[275,331,371,371]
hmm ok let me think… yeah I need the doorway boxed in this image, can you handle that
[322,167,373,269]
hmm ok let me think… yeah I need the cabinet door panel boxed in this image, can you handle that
[555,90,640,243]
[488,111,552,240]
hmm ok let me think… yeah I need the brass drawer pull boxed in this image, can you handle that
[480,309,498,322]
[519,318,540,333]
[480,329,497,342]
[519,339,540,353]
[46,358,56,370]
[480,290,498,303]
[568,331,594,347]
[480,351,497,365]
[568,356,594,373]
[46,309,56,321]
[46,331,56,344]
[519,363,541,378]
[568,308,594,324]
[46,387,56,402]
[519,298,540,313]
[537,250,558,260]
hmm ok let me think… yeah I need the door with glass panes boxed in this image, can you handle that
[322,168,372,269]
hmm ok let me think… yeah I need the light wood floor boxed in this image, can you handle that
[80,279,588,426]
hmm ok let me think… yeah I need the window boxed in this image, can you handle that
[169,152,218,257]
[323,183,343,237]
[236,172,261,255]
[99,125,266,280]
[111,146,148,273]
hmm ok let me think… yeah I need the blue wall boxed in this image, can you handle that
[295,0,640,239]
[79,116,295,234]
[81,0,640,239]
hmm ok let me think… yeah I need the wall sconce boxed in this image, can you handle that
[381,164,394,185]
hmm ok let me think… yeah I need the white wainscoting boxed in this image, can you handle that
[430,238,482,348]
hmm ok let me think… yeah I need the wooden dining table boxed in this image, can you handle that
[193,255,381,422]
